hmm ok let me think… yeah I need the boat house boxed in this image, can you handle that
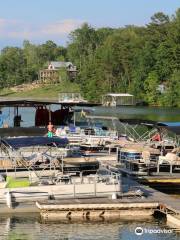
[102,93,135,106]
[58,92,87,104]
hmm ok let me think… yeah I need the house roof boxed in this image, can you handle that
[49,61,73,68]
[106,93,134,97]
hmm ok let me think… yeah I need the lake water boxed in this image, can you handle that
[93,106,180,122]
[1,106,180,127]
[0,214,179,240]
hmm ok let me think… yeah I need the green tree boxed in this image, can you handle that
[144,71,159,105]
[162,70,180,107]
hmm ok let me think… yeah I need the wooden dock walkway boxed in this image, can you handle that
[126,178,180,212]
[124,178,180,228]
[36,196,159,221]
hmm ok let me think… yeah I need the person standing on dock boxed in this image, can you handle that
[47,122,55,137]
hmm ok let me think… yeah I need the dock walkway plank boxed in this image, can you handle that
[127,178,180,213]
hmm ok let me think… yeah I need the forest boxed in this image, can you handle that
[0,9,180,107]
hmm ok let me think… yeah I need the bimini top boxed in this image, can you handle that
[157,122,180,135]
[2,136,68,149]
[119,119,180,135]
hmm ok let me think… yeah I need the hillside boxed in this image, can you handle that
[0,82,81,99]
[0,10,180,106]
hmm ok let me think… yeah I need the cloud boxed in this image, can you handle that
[0,18,18,29]
[0,18,84,40]
[41,19,83,35]
[0,19,6,27]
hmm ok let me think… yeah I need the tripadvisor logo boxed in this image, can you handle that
[135,227,143,235]
[135,227,173,235]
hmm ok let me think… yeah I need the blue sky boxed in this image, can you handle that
[0,0,179,48]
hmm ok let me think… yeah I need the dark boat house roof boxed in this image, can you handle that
[0,99,100,107]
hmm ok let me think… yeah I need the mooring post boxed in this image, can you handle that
[118,173,122,193]
[61,155,64,175]
[157,161,160,174]
[170,164,173,175]
[116,147,119,162]
[80,172,83,184]
[94,176,97,196]
[109,146,111,155]
[73,181,76,198]
[14,157,16,179]
[5,189,12,208]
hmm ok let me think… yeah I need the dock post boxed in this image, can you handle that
[14,157,16,179]
[80,172,83,183]
[94,176,97,196]
[157,162,160,174]
[116,147,119,162]
[109,147,111,155]
[112,192,117,199]
[170,164,173,175]
[61,155,64,174]
[118,173,122,193]
[73,181,76,198]
[5,190,12,208]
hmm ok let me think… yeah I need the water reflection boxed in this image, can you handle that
[1,106,180,128]
[0,214,179,240]
[93,106,180,122]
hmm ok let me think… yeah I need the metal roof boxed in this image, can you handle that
[49,61,73,68]
[0,99,100,107]
[86,115,118,120]
[106,93,134,97]
[158,122,180,127]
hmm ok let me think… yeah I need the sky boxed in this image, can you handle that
[0,0,179,49]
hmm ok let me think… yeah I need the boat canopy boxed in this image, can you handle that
[119,119,156,126]
[121,144,160,155]
[2,136,68,149]
[86,115,118,120]
[119,119,180,135]
[157,122,180,135]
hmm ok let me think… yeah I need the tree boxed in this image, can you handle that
[144,71,159,105]
[162,70,180,107]
[150,12,170,25]
[0,47,26,86]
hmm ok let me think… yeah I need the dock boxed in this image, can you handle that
[33,178,180,228]
[36,197,158,221]
[0,174,179,228]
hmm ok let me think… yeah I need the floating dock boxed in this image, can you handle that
[34,178,180,228]
[36,197,158,221]
[0,176,179,228]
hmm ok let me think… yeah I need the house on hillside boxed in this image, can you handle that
[39,61,77,83]
[156,83,166,94]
